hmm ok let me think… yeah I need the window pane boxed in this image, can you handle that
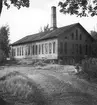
[42,44,44,54]
[53,42,56,53]
[72,44,74,54]
[76,44,78,54]
[64,42,67,54]
[49,43,52,54]
[79,44,82,54]
[76,29,78,40]
[22,47,23,56]
[80,34,82,40]
[71,33,74,40]
[33,45,34,55]
[85,45,88,55]
[28,46,30,55]
[39,44,41,54]
[17,48,19,56]
[45,43,48,54]
[20,47,21,56]
[36,45,37,55]
[60,42,63,53]
[31,45,33,55]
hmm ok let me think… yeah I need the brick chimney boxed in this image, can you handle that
[51,6,57,30]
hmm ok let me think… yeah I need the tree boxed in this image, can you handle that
[58,0,97,17]
[39,24,50,32]
[91,42,97,57]
[91,31,97,40]
[0,0,29,15]
[0,25,10,58]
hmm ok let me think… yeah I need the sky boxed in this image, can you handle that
[0,0,97,43]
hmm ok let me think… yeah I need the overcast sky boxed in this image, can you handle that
[0,0,97,43]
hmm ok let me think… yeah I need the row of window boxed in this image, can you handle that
[60,42,91,55]
[12,42,56,56]
[71,29,82,40]
[65,29,82,40]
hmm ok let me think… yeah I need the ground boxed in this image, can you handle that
[0,61,97,105]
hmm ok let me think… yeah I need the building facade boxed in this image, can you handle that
[11,6,94,64]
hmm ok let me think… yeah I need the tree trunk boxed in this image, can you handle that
[0,0,3,15]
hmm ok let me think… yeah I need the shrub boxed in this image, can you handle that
[78,58,97,80]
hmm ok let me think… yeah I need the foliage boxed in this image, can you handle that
[91,42,97,57]
[76,58,97,80]
[0,49,6,63]
[0,25,10,58]
[91,31,97,40]
[39,24,50,32]
[0,0,30,15]
[58,0,97,17]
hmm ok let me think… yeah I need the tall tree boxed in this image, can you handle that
[0,0,29,15]
[58,0,97,17]
[0,25,10,57]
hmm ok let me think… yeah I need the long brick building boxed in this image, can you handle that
[11,6,94,64]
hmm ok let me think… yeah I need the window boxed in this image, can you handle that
[18,47,20,56]
[42,44,44,54]
[14,49,16,56]
[80,34,82,40]
[64,42,67,54]
[60,42,63,53]
[12,48,16,56]
[76,44,78,54]
[31,45,33,55]
[76,29,78,40]
[72,44,74,54]
[22,47,24,55]
[53,42,56,53]
[79,44,82,54]
[45,43,48,54]
[25,47,27,56]
[89,45,91,55]
[28,46,30,55]
[19,47,21,56]
[85,44,88,55]
[39,44,41,54]
[33,45,34,55]
[49,43,52,54]
[71,33,74,40]
[35,45,38,55]
[17,47,19,56]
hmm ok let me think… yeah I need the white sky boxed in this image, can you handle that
[0,0,97,43]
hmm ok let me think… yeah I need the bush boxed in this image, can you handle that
[78,58,97,80]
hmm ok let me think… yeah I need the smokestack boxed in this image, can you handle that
[51,6,57,30]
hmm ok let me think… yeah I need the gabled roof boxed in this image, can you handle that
[11,23,93,46]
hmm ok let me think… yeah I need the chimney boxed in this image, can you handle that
[51,6,57,30]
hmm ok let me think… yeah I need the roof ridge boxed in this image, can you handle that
[11,22,82,46]
[58,22,79,29]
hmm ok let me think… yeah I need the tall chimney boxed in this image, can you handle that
[51,6,57,30]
